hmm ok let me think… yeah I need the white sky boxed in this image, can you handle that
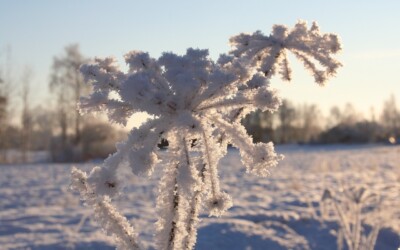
[1,0,400,127]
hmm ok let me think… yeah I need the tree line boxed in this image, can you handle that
[0,44,399,163]
[242,97,400,144]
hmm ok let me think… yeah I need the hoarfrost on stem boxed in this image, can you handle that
[71,21,342,250]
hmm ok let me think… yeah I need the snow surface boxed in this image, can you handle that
[1,144,399,250]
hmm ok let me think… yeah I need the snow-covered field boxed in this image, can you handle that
[1,145,399,250]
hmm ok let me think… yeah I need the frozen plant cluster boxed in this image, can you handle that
[321,184,400,250]
[71,21,342,250]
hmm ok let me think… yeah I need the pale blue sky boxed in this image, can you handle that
[1,0,400,123]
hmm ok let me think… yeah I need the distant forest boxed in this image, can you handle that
[0,45,399,163]
[242,97,400,145]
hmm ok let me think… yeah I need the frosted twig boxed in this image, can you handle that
[70,167,141,250]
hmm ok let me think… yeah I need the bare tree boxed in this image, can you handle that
[20,67,33,162]
[380,94,400,138]
[276,99,297,143]
[327,103,362,129]
[242,110,275,143]
[327,105,342,129]
[297,104,322,143]
[0,75,7,162]
[49,44,89,150]
[0,45,12,163]
[31,105,55,151]
[341,103,362,125]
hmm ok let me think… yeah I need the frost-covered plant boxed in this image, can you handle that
[71,21,341,250]
[321,184,400,250]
